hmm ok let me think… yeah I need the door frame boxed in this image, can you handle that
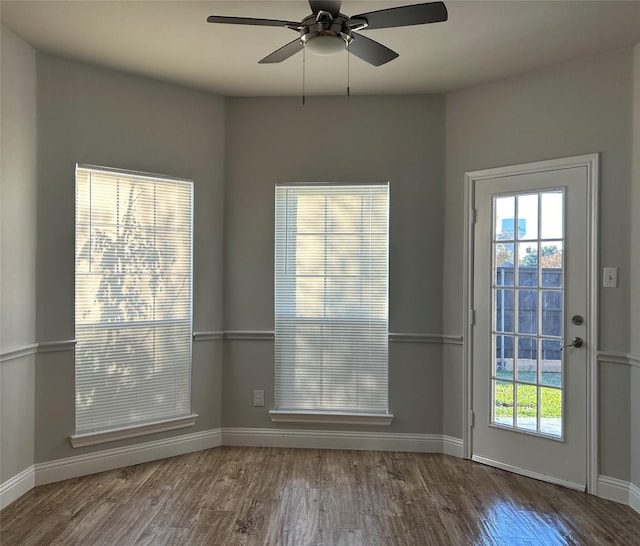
[462,153,599,494]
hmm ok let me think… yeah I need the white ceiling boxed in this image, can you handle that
[2,1,640,97]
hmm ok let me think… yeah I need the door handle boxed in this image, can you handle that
[561,337,583,350]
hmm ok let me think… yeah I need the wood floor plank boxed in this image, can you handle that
[2,448,640,545]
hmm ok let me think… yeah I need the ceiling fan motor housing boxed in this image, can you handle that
[299,12,354,55]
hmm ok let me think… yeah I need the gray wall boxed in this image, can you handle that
[1,21,638,501]
[444,48,635,480]
[631,43,640,493]
[33,53,226,463]
[223,96,446,433]
[1,26,37,484]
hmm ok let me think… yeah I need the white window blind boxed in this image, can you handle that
[274,183,389,414]
[75,165,193,436]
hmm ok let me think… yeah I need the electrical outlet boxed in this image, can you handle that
[253,389,265,407]
[603,267,618,288]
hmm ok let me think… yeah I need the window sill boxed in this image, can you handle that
[269,410,393,426]
[69,414,199,448]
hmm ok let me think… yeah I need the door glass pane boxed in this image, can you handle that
[541,340,562,388]
[518,242,538,286]
[517,337,537,382]
[495,264,513,287]
[540,387,562,436]
[494,380,513,426]
[540,192,563,239]
[494,335,514,380]
[541,241,563,287]
[516,383,538,431]
[517,194,538,240]
[517,290,537,334]
[541,291,562,337]
[494,289,514,332]
[495,196,515,240]
[494,242,514,269]
[491,190,564,439]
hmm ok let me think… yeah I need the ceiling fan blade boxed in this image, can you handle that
[348,33,398,66]
[207,15,300,28]
[309,1,342,16]
[259,39,304,64]
[352,1,448,30]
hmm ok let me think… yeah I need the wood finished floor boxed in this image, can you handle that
[1,447,639,545]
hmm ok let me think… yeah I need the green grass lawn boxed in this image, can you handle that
[494,377,562,418]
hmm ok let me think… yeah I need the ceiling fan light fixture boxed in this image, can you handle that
[300,12,353,57]
[304,34,348,56]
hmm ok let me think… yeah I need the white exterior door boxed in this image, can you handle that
[468,155,598,491]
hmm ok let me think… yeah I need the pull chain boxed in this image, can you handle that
[302,44,306,106]
[347,41,350,97]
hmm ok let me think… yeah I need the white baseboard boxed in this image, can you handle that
[598,475,640,515]
[34,428,222,486]
[472,454,585,492]
[443,435,464,458]
[0,465,35,510]
[222,427,458,454]
[598,475,632,505]
[630,483,640,513]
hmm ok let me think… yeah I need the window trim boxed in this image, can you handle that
[69,414,199,448]
[269,410,393,426]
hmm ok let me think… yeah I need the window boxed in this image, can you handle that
[273,183,391,424]
[73,165,194,446]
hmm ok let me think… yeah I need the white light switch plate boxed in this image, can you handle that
[253,389,265,407]
[603,267,618,288]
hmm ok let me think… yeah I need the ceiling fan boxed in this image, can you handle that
[207,1,448,67]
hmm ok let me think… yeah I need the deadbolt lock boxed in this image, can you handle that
[571,315,584,326]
